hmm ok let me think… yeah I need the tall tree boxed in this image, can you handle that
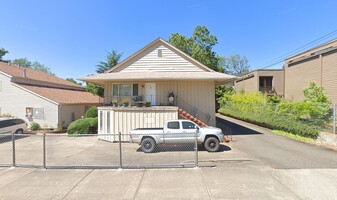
[96,50,122,73]
[31,61,55,75]
[85,82,104,97]
[169,26,224,72]
[12,58,32,67]
[85,49,122,97]
[0,48,9,61]
[66,78,83,86]
[223,54,250,75]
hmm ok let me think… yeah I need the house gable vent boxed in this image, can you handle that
[158,49,162,57]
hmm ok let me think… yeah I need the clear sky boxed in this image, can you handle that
[1,0,337,79]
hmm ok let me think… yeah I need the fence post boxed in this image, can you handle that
[43,134,46,169]
[12,133,15,167]
[119,132,123,169]
[333,104,336,134]
[195,131,198,167]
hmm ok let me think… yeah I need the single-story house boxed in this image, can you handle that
[284,38,337,103]
[0,61,102,128]
[80,38,236,140]
[234,69,284,97]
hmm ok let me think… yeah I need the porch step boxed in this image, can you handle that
[178,108,207,127]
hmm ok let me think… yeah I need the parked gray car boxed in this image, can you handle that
[0,118,27,134]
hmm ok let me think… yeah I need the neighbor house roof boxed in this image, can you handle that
[16,84,102,105]
[80,71,237,85]
[0,61,83,89]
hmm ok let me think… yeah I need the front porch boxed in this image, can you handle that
[102,80,217,126]
[98,106,178,142]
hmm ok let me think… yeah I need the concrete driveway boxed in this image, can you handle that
[0,115,337,199]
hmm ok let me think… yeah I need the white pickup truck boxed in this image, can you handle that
[130,120,224,153]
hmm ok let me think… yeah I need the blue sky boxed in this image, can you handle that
[1,0,337,79]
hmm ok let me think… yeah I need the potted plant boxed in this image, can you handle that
[122,99,130,107]
[111,100,118,107]
[136,101,143,107]
[145,101,151,107]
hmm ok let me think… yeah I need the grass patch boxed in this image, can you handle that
[272,130,315,143]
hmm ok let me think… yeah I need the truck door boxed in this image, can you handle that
[181,121,197,143]
[164,121,182,143]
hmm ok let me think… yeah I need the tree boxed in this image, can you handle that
[85,82,104,97]
[31,61,54,75]
[0,48,9,61]
[66,78,83,86]
[169,26,224,72]
[96,50,122,73]
[12,58,32,67]
[223,55,250,75]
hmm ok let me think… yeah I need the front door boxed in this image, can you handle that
[144,83,156,105]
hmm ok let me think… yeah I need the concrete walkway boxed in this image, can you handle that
[1,115,337,199]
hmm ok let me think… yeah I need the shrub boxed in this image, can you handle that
[67,117,98,134]
[85,107,98,118]
[30,122,41,130]
[219,106,320,139]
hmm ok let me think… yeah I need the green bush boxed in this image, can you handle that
[67,117,98,134]
[30,122,41,130]
[219,106,320,139]
[85,107,98,118]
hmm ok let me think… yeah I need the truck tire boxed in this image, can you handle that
[141,138,156,153]
[204,137,220,152]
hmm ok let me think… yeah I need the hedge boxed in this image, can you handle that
[67,117,98,134]
[30,122,41,130]
[218,106,320,139]
[85,107,98,118]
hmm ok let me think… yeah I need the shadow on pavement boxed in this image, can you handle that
[136,143,231,153]
[216,116,262,135]
[0,134,29,144]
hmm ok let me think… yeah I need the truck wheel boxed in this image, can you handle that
[204,137,220,152]
[141,138,156,153]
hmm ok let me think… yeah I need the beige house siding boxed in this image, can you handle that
[322,50,337,103]
[284,56,321,101]
[234,70,284,96]
[0,73,59,128]
[104,80,216,126]
[59,104,97,127]
[114,44,203,73]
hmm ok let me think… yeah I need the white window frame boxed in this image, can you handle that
[111,83,138,97]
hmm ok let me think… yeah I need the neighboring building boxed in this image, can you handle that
[234,69,284,97]
[284,38,337,102]
[81,38,236,140]
[0,61,101,128]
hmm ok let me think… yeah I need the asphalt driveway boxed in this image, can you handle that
[216,114,337,169]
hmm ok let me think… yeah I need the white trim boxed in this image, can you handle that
[0,71,13,78]
[12,83,59,105]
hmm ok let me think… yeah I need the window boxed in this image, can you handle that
[112,84,139,96]
[182,122,196,129]
[15,119,25,125]
[71,112,75,122]
[167,121,180,129]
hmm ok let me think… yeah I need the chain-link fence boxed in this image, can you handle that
[0,132,200,169]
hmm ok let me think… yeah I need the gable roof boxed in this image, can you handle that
[15,84,102,105]
[107,38,215,73]
[0,61,83,89]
